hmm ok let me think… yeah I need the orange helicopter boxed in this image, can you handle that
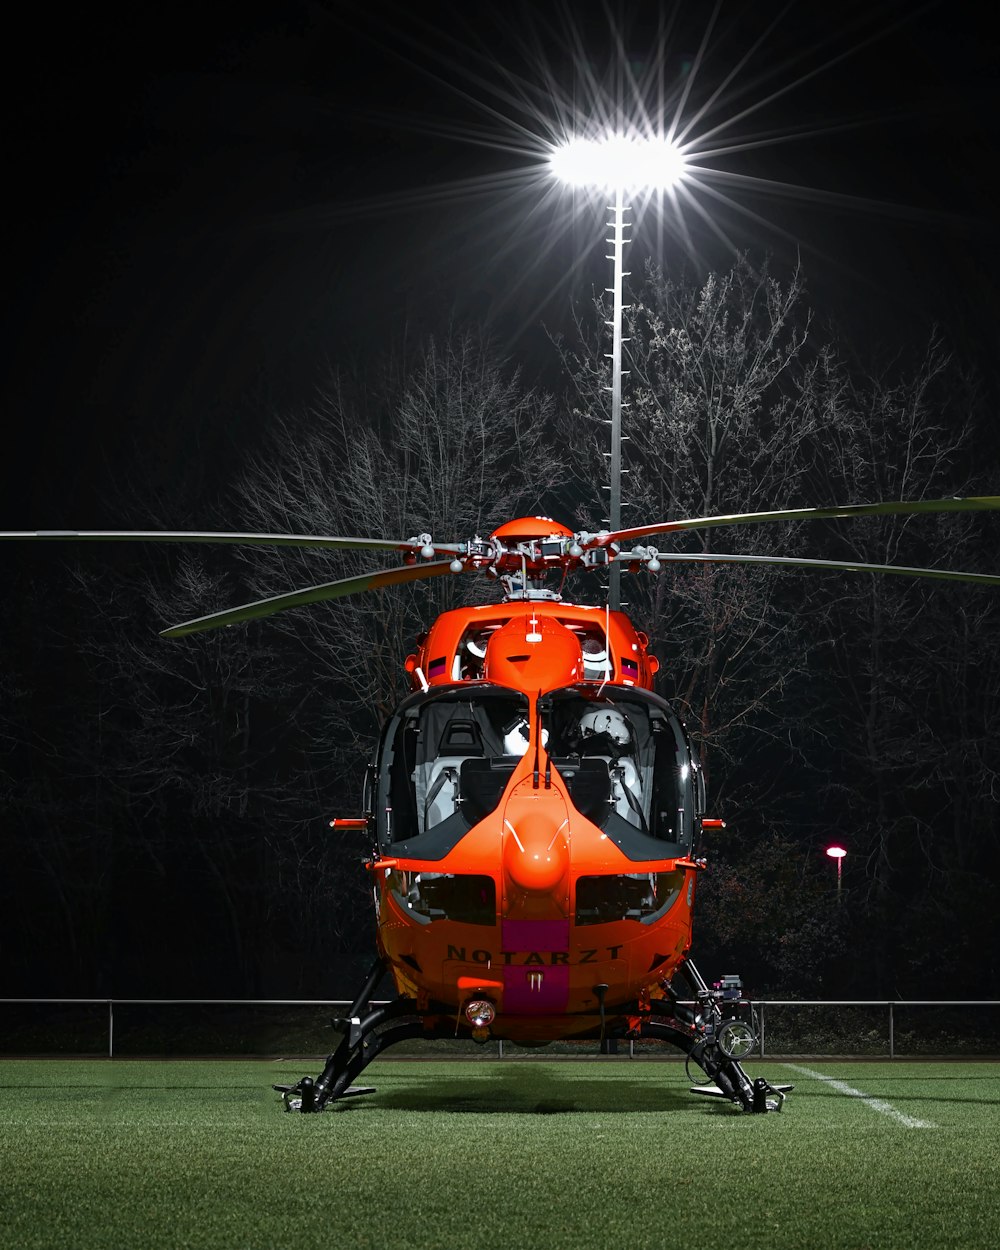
[6,495,1000,1113]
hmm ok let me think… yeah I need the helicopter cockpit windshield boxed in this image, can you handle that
[376,686,530,859]
[541,686,700,861]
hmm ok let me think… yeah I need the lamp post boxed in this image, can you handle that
[550,134,686,610]
[826,845,847,902]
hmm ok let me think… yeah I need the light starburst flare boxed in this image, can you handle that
[548,132,688,191]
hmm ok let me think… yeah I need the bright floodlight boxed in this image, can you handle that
[825,846,847,859]
[550,134,686,190]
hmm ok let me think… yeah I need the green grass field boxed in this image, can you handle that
[2,1057,999,1249]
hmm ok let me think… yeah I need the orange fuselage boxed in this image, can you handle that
[366,600,705,1043]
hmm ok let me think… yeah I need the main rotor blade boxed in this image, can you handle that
[0,530,466,556]
[602,496,1000,547]
[161,560,465,638]
[616,549,1000,586]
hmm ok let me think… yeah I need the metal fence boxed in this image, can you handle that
[753,1000,1000,1059]
[3,998,999,1059]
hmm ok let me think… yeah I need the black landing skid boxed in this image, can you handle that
[273,958,425,1112]
[274,956,791,1114]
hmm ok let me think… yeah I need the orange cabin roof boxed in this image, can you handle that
[405,600,659,692]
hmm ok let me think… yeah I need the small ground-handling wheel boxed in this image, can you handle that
[717,1019,757,1060]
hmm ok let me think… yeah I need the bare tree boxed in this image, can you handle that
[231,329,564,771]
[13,330,565,993]
[556,258,1000,995]
[555,257,830,803]
[804,337,1000,911]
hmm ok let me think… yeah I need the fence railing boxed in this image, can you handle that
[752,1000,1000,1059]
[3,998,999,1059]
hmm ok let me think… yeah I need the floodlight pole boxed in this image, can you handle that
[606,185,628,611]
[550,134,685,612]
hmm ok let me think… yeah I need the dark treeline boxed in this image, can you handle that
[3,262,999,1001]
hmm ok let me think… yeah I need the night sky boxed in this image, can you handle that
[3,0,998,525]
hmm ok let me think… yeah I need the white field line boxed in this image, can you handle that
[785,1063,935,1128]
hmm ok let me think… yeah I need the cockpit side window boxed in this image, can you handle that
[383,712,420,844]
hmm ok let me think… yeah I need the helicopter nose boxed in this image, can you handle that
[503,815,570,893]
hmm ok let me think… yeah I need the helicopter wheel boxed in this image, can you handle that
[717,1020,757,1060]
